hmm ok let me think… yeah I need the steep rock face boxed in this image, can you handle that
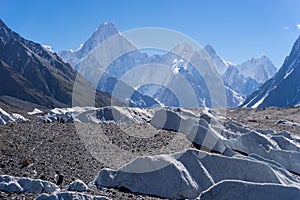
[60,22,278,108]
[59,22,119,67]
[60,23,159,108]
[222,55,277,98]
[242,36,300,108]
[223,65,260,96]
[204,44,229,75]
[204,45,277,107]
[60,23,228,108]
[75,36,220,107]
[0,19,119,109]
[236,55,277,84]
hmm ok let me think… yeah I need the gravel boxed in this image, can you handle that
[1,105,300,199]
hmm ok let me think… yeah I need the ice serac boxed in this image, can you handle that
[28,108,43,115]
[242,36,300,108]
[223,130,300,174]
[199,180,300,200]
[67,179,89,192]
[95,149,298,199]
[95,154,200,199]
[36,192,109,200]
[0,175,58,194]
[150,108,229,153]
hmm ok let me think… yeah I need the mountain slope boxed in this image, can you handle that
[204,44,229,75]
[62,24,234,108]
[59,22,159,108]
[223,65,260,96]
[0,19,119,109]
[236,55,277,84]
[242,36,300,108]
[58,22,119,67]
[59,22,278,108]
[203,45,277,106]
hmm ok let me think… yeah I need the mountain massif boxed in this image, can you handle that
[0,19,283,109]
[59,23,219,107]
[0,19,120,110]
[59,22,279,108]
[242,36,300,108]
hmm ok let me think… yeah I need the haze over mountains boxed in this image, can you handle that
[2,18,300,109]
[242,36,300,108]
[59,22,278,108]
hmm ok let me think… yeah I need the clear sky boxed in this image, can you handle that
[1,0,300,67]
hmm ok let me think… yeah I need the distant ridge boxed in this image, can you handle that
[0,19,123,110]
[242,36,300,108]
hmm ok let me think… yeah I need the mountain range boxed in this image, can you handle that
[204,45,277,97]
[0,19,123,110]
[2,18,299,110]
[59,22,277,108]
[242,36,300,108]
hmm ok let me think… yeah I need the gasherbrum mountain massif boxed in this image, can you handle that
[58,22,278,108]
[0,18,284,109]
[2,19,300,109]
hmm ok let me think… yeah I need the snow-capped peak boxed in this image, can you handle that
[95,21,119,36]
[204,44,229,75]
[172,43,194,55]
[242,36,300,108]
[74,22,120,59]
[42,45,54,53]
[259,54,268,59]
[204,44,217,57]
[236,55,277,83]
[76,43,83,51]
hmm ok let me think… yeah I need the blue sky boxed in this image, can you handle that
[1,0,300,67]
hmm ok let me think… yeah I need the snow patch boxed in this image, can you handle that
[42,45,53,53]
[28,108,43,115]
[39,106,152,124]
[251,92,269,108]
[76,43,84,51]
[284,68,294,79]
[0,108,28,124]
